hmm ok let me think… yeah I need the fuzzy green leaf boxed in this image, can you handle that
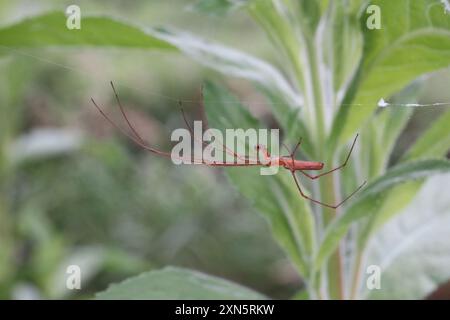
[189,0,249,16]
[330,0,450,146]
[404,108,450,160]
[0,11,301,107]
[358,95,450,249]
[363,174,450,299]
[315,159,450,269]
[0,12,175,49]
[96,267,266,299]
[203,81,316,277]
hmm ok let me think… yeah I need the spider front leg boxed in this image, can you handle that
[290,171,366,209]
[299,134,359,180]
[282,138,303,158]
[288,135,366,209]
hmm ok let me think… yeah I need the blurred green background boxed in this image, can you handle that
[0,0,449,299]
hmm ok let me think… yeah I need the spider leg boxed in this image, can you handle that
[290,171,366,209]
[288,141,335,208]
[291,137,303,157]
[279,138,304,158]
[281,143,293,158]
[93,84,213,165]
[192,89,259,164]
[110,81,145,143]
[299,134,359,180]
[288,138,365,209]
[91,97,172,159]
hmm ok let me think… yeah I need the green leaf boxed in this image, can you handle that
[320,0,370,15]
[404,108,450,160]
[350,81,421,247]
[320,2,363,95]
[247,0,306,94]
[203,81,316,277]
[315,159,450,269]
[167,29,299,106]
[363,173,450,299]
[189,0,249,16]
[357,180,422,248]
[354,99,444,250]
[227,168,315,276]
[298,0,321,32]
[360,81,418,177]
[96,267,266,299]
[330,0,450,146]
[261,88,314,157]
[0,11,301,107]
[379,109,413,161]
[357,88,450,249]
[0,12,175,49]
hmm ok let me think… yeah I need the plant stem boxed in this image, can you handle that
[350,251,363,299]
[297,34,326,151]
[319,173,344,299]
[301,24,343,299]
[0,148,13,288]
[258,0,346,299]
[302,53,344,299]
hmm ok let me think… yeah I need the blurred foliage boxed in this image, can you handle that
[0,0,450,300]
[0,0,297,299]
